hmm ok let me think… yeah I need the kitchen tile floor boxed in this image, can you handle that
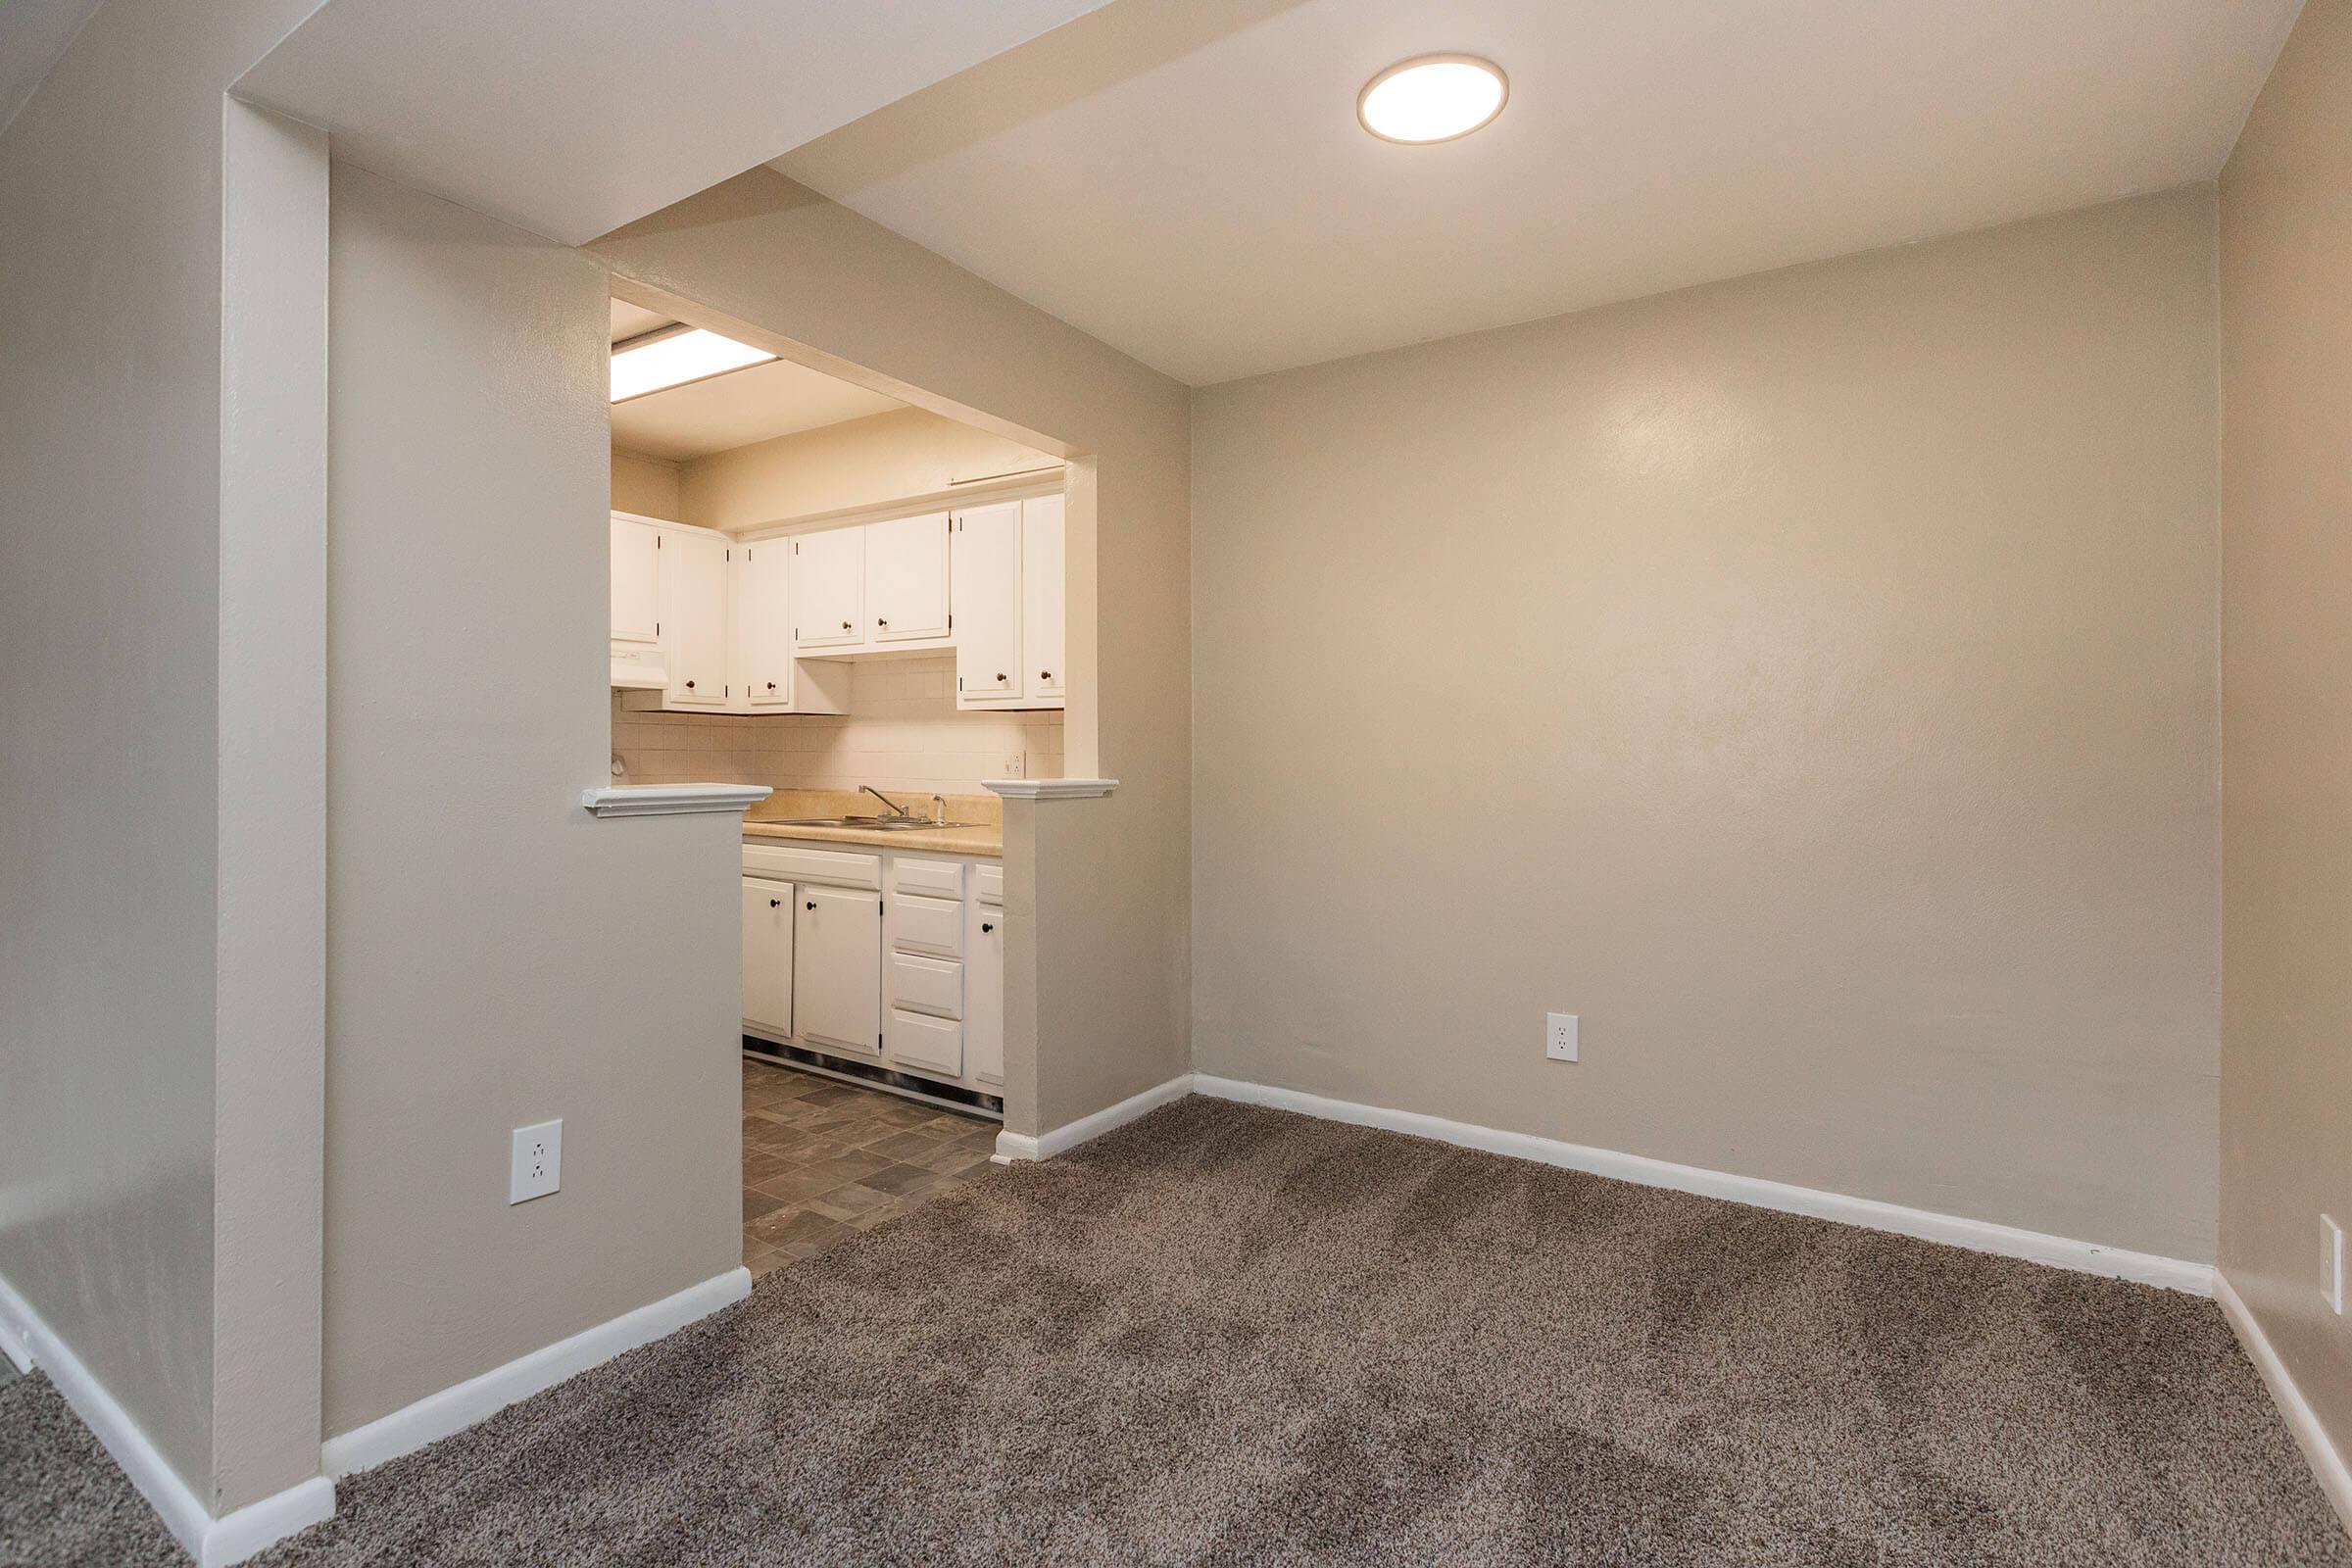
[740,1057,1001,1277]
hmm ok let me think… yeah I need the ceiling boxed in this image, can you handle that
[233,0,1122,244]
[609,302,905,462]
[0,0,103,135]
[775,0,2305,385]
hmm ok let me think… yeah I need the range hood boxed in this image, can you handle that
[610,648,666,690]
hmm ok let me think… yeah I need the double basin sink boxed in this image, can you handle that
[766,814,985,831]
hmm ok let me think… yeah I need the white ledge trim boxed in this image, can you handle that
[581,784,772,818]
[983,777,1117,800]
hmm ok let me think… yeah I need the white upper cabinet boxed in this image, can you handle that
[790,526,863,651]
[951,501,1022,708]
[734,538,793,710]
[661,526,730,708]
[1021,494,1065,708]
[862,512,952,645]
[611,514,662,645]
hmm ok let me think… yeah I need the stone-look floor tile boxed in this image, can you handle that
[861,1128,948,1161]
[858,1162,948,1199]
[738,1059,998,1275]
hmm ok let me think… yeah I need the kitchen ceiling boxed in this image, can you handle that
[773,0,2304,385]
[610,301,904,462]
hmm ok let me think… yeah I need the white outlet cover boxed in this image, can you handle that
[2326,1214,2345,1315]
[1546,1012,1579,1062]
[510,1119,563,1205]
[1001,753,1027,778]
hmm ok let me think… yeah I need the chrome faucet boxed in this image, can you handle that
[860,784,915,819]
[932,794,947,825]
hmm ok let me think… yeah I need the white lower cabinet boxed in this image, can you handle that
[794,884,883,1056]
[966,889,1004,1088]
[886,1008,963,1078]
[745,840,1002,1097]
[741,877,795,1039]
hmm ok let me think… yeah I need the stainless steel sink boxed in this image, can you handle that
[766,815,983,831]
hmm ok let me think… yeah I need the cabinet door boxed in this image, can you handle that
[742,877,794,1038]
[794,884,881,1055]
[1021,494,1065,705]
[951,502,1022,707]
[612,514,661,645]
[662,527,730,708]
[863,513,951,643]
[789,527,863,650]
[735,540,793,709]
[966,898,1004,1087]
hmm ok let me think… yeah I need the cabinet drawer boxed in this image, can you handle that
[889,893,963,958]
[890,856,964,900]
[972,863,1004,907]
[743,843,881,890]
[885,1008,962,1078]
[888,952,963,1021]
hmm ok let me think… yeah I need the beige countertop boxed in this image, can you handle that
[740,788,1003,859]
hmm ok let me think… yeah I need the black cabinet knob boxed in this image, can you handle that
[982,921,995,934]
[769,899,780,908]
[806,901,816,910]
[877,617,888,627]
[765,682,777,691]
[996,672,1006,683]
[841,620,852,630]
[684,679,695,689]
[1040,671,1052,681]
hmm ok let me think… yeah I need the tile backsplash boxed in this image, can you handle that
[611,655,1064,796]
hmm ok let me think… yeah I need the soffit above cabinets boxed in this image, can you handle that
[772,0,2303,385]
[610,300,906,462]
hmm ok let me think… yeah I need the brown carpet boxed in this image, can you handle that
[11,1098,2350,1565]
[1,1366,185,1568]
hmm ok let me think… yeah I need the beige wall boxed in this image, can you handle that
[1192,187,2223,1260]
[611,450,683,519]
[596,172,1193,1141]
[2220,0,2352,1478]
[0,0,321,1506]
[612,660,1063,797]
[325,164,743,1437]
[677,407,1050,532]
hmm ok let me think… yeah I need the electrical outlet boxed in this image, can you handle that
[2325,1215,2345,1315]
[1001,753,1027,778]
[510,1120,562,1204]
[1545,1012,1579,1062]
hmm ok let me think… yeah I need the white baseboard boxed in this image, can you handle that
[319,1266,750,1478]
[2216,1270,2352,1536]
[1191,1075,2213,1296]
[994,1071,1198,1164]
[0,1266,335,1566]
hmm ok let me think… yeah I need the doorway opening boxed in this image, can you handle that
[601,294,1068,1277]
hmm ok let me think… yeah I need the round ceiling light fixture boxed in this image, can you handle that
[1357,54,1508,144]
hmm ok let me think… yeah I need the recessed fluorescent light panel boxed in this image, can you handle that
[1358,55,1508,144]
[611,327,777,402]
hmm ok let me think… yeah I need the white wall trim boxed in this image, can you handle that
[1190,1076,2214,1296]
[319,1266,750,1478]
[580,784,772,818]
[0,1266,335,1566]
[2216,1270,2352,1536]
[983,777,1117,800]
[994,1071,1196,1164]
[200,1478,338,1568]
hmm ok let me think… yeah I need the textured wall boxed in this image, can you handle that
[0,0,320,1500]
[2220,0,2352,1486]
[324,166,743,1437]
[1192,189,2222,1260]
